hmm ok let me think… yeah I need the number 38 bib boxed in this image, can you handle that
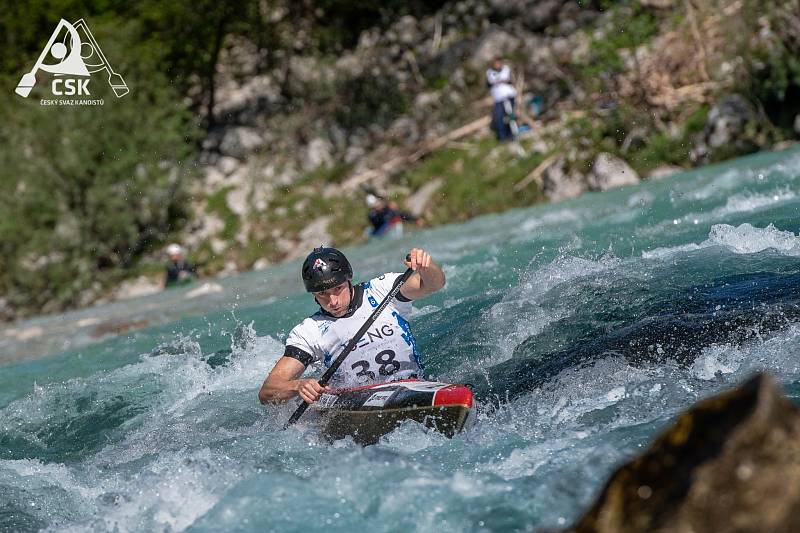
[284,273,423,387]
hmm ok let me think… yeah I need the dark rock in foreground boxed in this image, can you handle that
[567,373,800,533]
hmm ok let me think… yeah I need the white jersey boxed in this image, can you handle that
[486,65,517,103]
[284,273,423,387]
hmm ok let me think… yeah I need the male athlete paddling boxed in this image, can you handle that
[258,247,445,404]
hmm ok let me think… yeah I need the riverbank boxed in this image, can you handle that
[2,0,798,320]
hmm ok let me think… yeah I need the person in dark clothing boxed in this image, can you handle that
[164,243,196,288]
[366,194,418,237]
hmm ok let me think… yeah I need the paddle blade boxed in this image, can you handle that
[108,71,129,97]
[15,73,36,97]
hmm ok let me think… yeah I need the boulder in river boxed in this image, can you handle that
[567,373,800,533]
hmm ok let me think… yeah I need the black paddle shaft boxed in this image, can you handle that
[284,265,415,429]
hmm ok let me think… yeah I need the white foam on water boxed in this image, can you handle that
[683,149,800,202]
[376,419,451,453]
[52,448,239,533]
[441,256,500,292]
[642,223,800,259]
[687,324,800,385]
[642,242,704,260]
[646,187,798,237]
[685,167,745,201]
[474,319,800,506]
[0,459,102,503]
[691,344,744,381]
[40,326,293,532]
[493,254,618,352]
[410,304,439,318]
[484,437,576,481]
[707,222,800,255]
[626,190,655,208]
[87,331,285,466]
[515,208,584,235]
[714,188,796,216]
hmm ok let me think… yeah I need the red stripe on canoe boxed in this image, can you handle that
[433,385,474,408]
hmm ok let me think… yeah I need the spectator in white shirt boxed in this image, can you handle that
[486,57,517,141]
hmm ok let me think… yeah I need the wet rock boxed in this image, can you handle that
[586,153,640,191]
[773,140,799,152]
[540,156,587,201]
[568,373,800,533]
[794,114,800,136]
[252,258,270,270]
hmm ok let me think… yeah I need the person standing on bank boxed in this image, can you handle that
[486,56,518,141]
[258,247,445,404]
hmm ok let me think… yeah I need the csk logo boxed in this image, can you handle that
[15,18,128,101]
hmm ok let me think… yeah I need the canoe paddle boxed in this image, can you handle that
[284,260,415,429]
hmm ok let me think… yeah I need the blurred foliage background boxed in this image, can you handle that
[0,0,798,318]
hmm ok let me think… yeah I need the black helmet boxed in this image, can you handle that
[301,247,353,292]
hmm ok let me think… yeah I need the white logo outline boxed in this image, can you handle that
[15,18,128,99]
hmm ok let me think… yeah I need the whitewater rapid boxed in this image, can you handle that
[1,147,799,532]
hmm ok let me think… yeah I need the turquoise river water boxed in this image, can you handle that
[1,147,800,532]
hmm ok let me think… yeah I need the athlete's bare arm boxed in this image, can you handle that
[259,356,328,404]
[399,248,446,300]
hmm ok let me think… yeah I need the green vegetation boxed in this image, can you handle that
[557,104,711,176]
[576,1,660,95]
[0,17,198,316]
[737,0,800,134]
[206,187,241,241]
[401,138,545,224]
[245,163,366,265]
[334,72,411,132]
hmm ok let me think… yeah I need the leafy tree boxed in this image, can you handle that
[0,19,198,315]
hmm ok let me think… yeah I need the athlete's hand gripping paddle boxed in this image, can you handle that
[284,258,415,429]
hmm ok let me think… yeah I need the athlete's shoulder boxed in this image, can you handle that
[371,272,402,283]
[364,272,398,291]
[291,311,331,337]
